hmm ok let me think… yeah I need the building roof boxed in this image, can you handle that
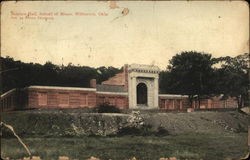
[96,84,125,92]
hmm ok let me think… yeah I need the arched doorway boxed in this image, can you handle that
[137,83,147,105]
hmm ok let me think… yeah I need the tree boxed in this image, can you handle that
[213,53,249,109]
[163,51,216,107]
[1,56,121,93]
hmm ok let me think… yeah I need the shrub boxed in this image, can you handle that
[236,123,247,133]
[117,111,153,136]
[117,124,152,136]
[97,103,121,113]
[155,126,169,136]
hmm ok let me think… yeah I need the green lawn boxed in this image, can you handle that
[1,133,248,160]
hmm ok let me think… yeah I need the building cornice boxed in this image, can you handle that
[27,86,96,91]
[96,91,128,96]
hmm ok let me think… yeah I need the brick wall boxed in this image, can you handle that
[159,97,189,110]
[96,94,129,109]
[27,87,97,108]
[1,85,239,111]
[193,96,238,109]
[159,96,238,111]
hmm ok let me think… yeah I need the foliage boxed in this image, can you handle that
[212,53,249,108]
[126,111,144,127]
[117,125,152,136]
[155,126,169,136]
[118,111,152,136]
[160,51,249,108]
[1,57,121,93]
[97,103,121,113]
[161,51,216,106]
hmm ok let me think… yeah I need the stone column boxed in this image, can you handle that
[128,76,132,108]
[132,76,137,108]
[154,77,159,108]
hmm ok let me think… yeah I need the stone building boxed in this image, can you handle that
[0,64,238,111]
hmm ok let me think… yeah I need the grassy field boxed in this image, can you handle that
[1,133,248,160]
[1,110,249,159]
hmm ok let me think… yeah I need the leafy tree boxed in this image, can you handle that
[213,53,249,108]
[159,71,172,94]
[1,57,121,93]
[162,51,216,107]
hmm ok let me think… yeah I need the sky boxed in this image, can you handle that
[1,1,249,69]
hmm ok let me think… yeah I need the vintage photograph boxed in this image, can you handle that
[1,1,249,160]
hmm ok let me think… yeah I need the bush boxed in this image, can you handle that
[117,124,152,136]
[97,103,121,113]
[236,123,247,133]
[155,126,169,136]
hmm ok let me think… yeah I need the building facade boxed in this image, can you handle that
[1,64,238,111]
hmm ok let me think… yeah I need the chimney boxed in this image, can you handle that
[90,79,96,88]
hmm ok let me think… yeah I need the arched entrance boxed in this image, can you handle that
[137,83,147,105]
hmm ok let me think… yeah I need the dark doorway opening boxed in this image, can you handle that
[137,83,147,105]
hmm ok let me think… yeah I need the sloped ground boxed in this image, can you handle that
[0,110,249,137]
[145,111,249,134]
[0,110,249,160]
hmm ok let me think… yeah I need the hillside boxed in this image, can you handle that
[1,110,249,160]
[1,109,248,137]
